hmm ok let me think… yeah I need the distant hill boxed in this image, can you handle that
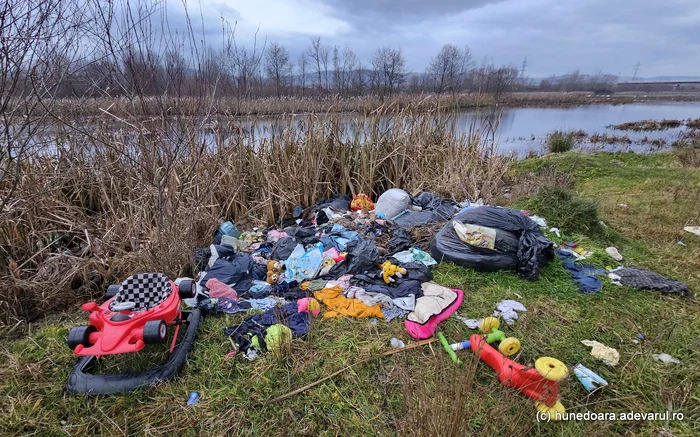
[616,76,700,83]
[531,74,700,83]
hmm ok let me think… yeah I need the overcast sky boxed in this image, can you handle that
[176,0,700,78]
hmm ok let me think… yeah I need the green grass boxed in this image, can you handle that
[1,152,699,436]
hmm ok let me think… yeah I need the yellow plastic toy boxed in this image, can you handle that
[535,357,569,381]
[535,401,566,421]
[479,316,521,356]
[381,261,407,284]
[479,317,500,333]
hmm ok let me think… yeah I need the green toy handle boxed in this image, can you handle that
[486,328,506,344]
[438,332,462,365]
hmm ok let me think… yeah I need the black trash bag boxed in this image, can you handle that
[387,228,413,254]
[412,192,455,210]
[430,206,553,280]
[393,193,456,227]
[200,252,257,291]
[364,280,423,299]
[284,226,318,245]
[401,261,433,282]
[325,239,380,278]
[316,209,330,226]
[193,247,211,271]
[271,236,298,261]
[316,194,352,211]
[351,262,432,288]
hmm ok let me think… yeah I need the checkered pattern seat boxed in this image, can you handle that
[109,273,172,311]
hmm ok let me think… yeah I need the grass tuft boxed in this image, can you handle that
[523,186,601,235]
[547,131,576,153]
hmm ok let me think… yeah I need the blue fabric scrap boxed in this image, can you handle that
[556,250,606,294]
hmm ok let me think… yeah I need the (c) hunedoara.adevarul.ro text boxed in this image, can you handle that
[537,411,684,423]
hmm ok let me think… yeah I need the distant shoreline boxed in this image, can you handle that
[35,91,700,120]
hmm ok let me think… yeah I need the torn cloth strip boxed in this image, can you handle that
[556,250,606,294]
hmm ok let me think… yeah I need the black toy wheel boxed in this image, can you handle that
[143,320,167,344]
[178,279,195,299]
[106,284,120,299]
[67,325,97,350]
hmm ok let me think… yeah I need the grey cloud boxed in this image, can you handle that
[164,0,700,77]
[322,0,500,23]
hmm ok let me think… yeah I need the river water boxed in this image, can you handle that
[241,101,700,157]
[489,101,700,156]
[40,101,700,158]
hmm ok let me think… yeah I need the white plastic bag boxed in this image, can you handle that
[375,189,411,220]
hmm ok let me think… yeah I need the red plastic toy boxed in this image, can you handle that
[66,273,202,394]
[469,334,563,408]
[439,330,568,419]
[68,273,194,356]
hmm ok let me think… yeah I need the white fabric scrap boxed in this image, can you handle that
[528,215,547,227]
[455,315,481,329]
[493,300,527,325]
[683,226,700,237]
[608,269,623,286]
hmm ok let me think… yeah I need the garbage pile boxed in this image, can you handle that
[187,189,557,358]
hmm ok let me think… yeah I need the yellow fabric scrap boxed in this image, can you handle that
[313,286,384,319]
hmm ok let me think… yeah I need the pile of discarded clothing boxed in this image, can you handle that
[188,189,560,358]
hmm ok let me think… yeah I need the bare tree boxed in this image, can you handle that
[297,52,308,97]
[332,46,359,96]
[223,22,266,102]
[264,42,292,98]
[350,62,367,96]
[427,44,473,94]
[537,70,617,94]
[371,46,407,96]
[202,46,227,96]
[491,65,520,102]
[306,37,331,92]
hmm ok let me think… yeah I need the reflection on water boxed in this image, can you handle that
[38,101,700,159]
[238,102,700,157]
[490,102,700,155]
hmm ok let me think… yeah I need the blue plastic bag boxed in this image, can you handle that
[284,243,324,281]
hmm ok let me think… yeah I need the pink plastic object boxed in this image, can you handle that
[297,297,321,317]
[404,288,464,340]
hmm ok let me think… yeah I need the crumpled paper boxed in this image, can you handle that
[581,340,619,366]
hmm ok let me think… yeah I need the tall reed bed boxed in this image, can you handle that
[41,91,647,119]
[0,109,510,327]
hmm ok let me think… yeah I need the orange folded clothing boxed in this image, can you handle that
[313,286,384,319]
